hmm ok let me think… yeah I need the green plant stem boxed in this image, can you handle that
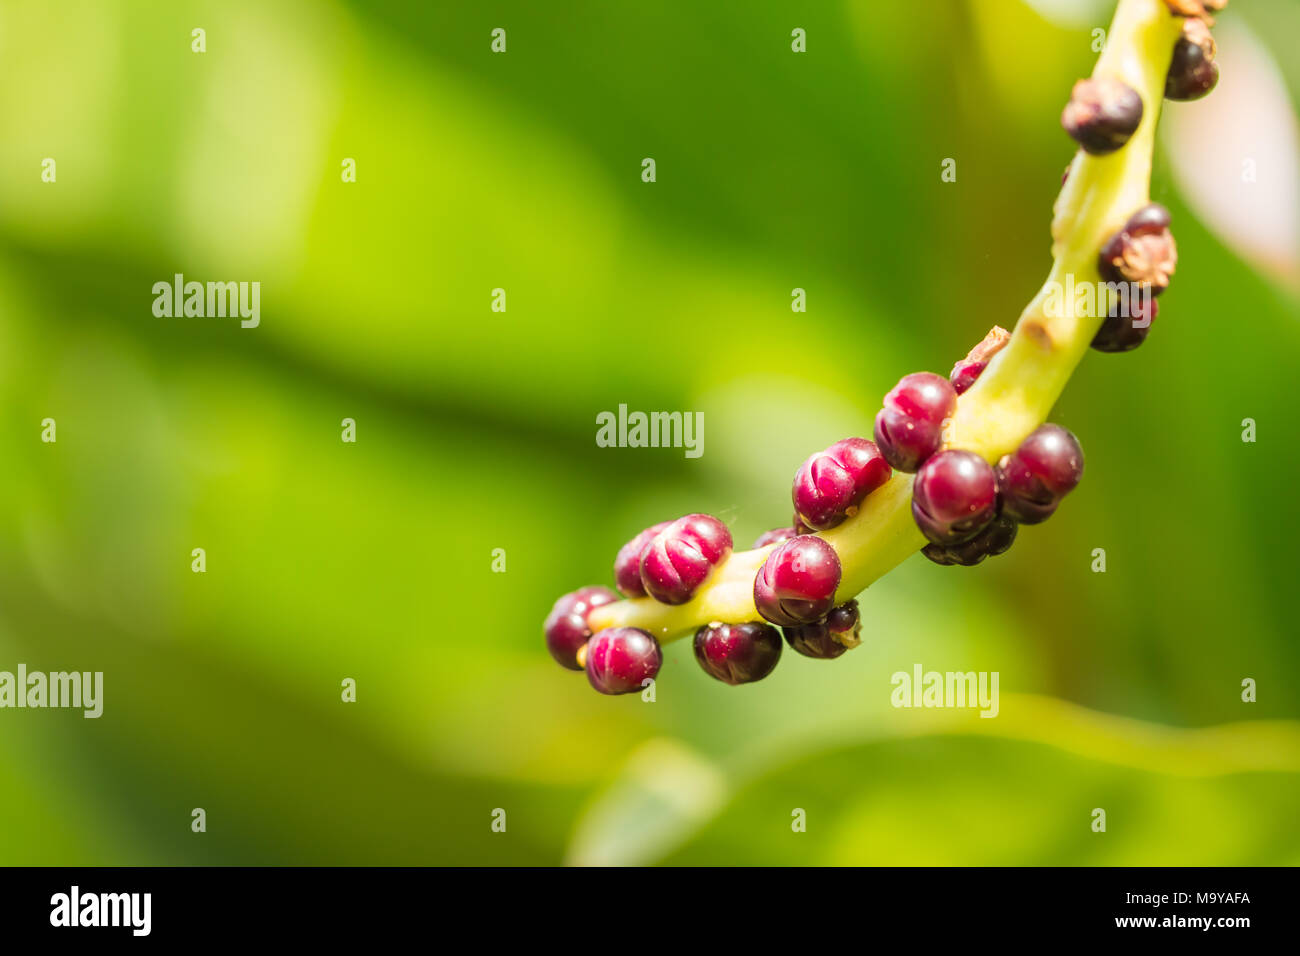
[589,0,1183,644]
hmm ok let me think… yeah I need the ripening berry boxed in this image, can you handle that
[1098,203,1177,296]
[922,514,1018,566]
[613,521,671,597]
[911,450,998,545]
[640,513,733,605]
[753,535,842,627]
[753,526,798,548]
[1166,18,1219,102]
[585,627,662,695]
[874,372,958,473]
[1061,77,1144,155]
[544,586,620,670]
[1092,295,1158,353]
[693,621,783,685]
[792,437,892,531]
[784,601,862,659]
[995,424,1085,525]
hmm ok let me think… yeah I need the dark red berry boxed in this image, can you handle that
[911,450,998,545]
[950,326,1011,395]
[922,513,1018,566]
[753,536,841,627]
[873,372,957,473]
[585,627,663,695]
[613,521,670,597]
[693,621,783,685]
[784,601,862,660]
[1166,18,1219,101]
[639,513,732,605]
[1092,294,1158,353]
[1099,203,1177,295]
[1061,77,1144,155]
[995,424,1085,525]
[544,586,619,670]
[753,526,798,548]
[792,437,892,531]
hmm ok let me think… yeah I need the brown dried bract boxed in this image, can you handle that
[1163,0,1227,25]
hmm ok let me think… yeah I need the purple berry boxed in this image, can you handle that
[1092,295,1158,353]
[874,372,958,473]
[613,521,671,597]
[792,437,892,531]
[639,513,732,605]
[1061,77,1143,155]
[1166,18,1219,102]
[544,586,619,670]
[911,450,998,545]
[784,601,862,660]
[584,627,663,695]
[753,526,798,549]
[921,514,1018,566]
[995,424,1085,525]
[693,621,783,685]
[753,536,842,627]
[950,326,1010,395]
[1098,203,1177,296]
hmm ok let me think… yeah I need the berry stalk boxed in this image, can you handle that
[589,0,1187,645]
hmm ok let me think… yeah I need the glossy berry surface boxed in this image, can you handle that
[640,513,733,605]
[792,437,892,531]
[613,520,670,597]
[544,586,619,670]
[585,627,662,695]
[693,621,783,685]
[1165,19,1218,102]
[1092,295,1157,353]
[753,536,842,627]
[753,526,798,549]
[1061,77,1143,155]
[922,514,1018,566]
[874,372,957,473]
[911,450,998,545]
[784,601,862,660]
[995,424,1085,525]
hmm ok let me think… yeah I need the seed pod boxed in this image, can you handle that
[753,536,841,627]
[613,521,671,597]
[1098,203,1177,295]
[792,437,892,531]
[1166,18,1219,101]
[950,326,1011,395]
[544,586,620,670]
[639,513,733,605]
[1061,78,1144,155]
[783,601,862,660]
[693,621,783,685]
[585,627,663,695]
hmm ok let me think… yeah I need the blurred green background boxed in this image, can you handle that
[1,0,1298,866]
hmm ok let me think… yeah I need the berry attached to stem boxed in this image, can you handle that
[1092,294,1158,353]
[544,586,619,670]
[693,621,783,685]
[614,521,670,597]
[585,627,663,695]
[754,536,841,627]
[753,526,798,549]
[792,437,892,531]
[784,601,862,659]
[950,326,1011,395]
[1098,203,1177,295]
[874,372,957,473]
[922,513,1018,566]
[1061,77,1144,155]
[995,424,1085,525]
[911,450,998,545]
[640,513,733,605]
[1165,17,1219,101]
